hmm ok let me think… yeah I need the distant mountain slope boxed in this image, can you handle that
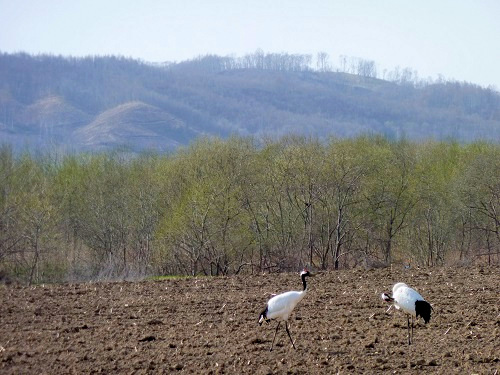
[75,101,200,150]
[20,96,90,129]
[0,52,499,152]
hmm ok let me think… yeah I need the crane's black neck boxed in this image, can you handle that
[301,273,308,291]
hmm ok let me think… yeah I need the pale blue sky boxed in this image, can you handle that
[1,0,499,89]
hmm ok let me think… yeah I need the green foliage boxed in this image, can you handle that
[0,136,499,282]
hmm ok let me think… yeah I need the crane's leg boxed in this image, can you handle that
[285,321,296,350]
[407,315,411,345]
[411,316,414,344]
[270,322,281,351]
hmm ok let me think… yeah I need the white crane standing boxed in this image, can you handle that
[381,282,433,345]
[258,269,314,351]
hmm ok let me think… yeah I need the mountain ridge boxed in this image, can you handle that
[1,52,499,152]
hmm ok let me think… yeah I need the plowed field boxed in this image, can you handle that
[1,266,499,374]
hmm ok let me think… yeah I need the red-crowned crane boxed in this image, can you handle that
[381,282,433,345]
[258,269,314,351]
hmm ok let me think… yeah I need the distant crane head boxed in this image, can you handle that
[300,269,313,277]
[381,292,394,302]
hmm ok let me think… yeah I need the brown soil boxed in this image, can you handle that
[1,267,499,374]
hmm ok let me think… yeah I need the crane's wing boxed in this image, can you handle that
[267,291,303,319]
[394,286,425,315]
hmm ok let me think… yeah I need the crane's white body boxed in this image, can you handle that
[381,282,432,345]
[391,282,425,317]
[258,270,313,351]
[265,290,306,322]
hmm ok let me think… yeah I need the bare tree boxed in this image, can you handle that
[316,52,330,72]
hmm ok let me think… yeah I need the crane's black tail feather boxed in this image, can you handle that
[415,300,432,324]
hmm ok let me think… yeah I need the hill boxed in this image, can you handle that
[1,52,499,151]
[74,101,199,151]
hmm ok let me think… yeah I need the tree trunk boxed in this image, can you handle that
[29,228,40,286]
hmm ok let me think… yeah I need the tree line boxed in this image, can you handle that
[173,50,499,89]
[0,136,498,284]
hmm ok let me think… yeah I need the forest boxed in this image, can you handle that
[0,136,498,284]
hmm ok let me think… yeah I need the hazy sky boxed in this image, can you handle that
[1,0,499,89]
